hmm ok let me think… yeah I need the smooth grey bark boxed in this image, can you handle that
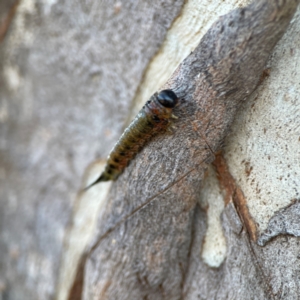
[0,1,184,299]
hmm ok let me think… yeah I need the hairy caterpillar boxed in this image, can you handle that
[84,89,179,190]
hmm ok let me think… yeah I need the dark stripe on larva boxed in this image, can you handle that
[84,89,179,190]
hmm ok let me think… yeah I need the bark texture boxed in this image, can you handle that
[77,0,299,299]
[0,0,299,299]
[0,0,19,43]
[0,0,184,299]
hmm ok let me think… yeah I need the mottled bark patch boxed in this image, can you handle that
[258,199,300,246]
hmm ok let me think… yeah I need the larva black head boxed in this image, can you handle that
[157,90,178,108]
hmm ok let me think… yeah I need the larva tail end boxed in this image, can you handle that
[82,173,110,192]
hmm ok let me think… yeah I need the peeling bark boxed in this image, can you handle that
[0,0,299,299]
[72,0,300,299]
[213,153,258,241]
[258,199,300,246]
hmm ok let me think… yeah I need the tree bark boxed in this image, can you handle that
[76,0,300,299]
[0,0,299,299]
[0,0,184,299]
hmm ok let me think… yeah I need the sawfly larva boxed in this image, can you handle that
[84,89,179,190]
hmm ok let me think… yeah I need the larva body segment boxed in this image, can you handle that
[85,89,178,190]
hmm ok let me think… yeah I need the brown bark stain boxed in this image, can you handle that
[68,253,88,300]
[98,280,112,300]
[113,2,122,15]
[0,0,20,44]
[145,238,166,275]
[213,153,257,241]
[257,68,271,86]
[244,160,253,177]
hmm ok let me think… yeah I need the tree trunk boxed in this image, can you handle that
[0,0,299,299]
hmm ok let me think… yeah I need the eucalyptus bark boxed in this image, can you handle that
[0,0,299,299]
[0,1,185,299]
[72,0,300,299]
